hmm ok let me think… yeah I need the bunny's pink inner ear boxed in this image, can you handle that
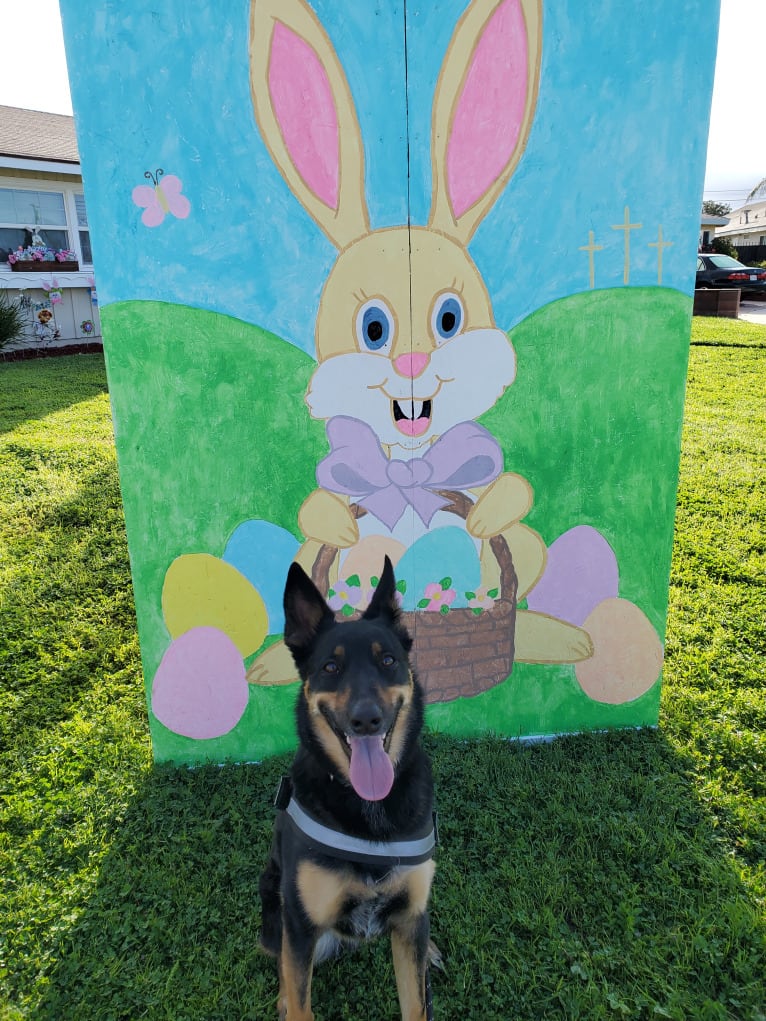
[446,0,529,221]
[268,20,339,211]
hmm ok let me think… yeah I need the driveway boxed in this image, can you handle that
[738,300,766,324]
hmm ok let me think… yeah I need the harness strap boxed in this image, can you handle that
[283,796,436,868]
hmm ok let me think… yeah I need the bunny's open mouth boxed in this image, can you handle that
[391,398,432,437]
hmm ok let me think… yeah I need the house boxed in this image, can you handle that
[699,211,730,250]
[716,198,766,262]
[0,105,101,354]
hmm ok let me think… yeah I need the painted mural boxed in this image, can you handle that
[59,0,719,763]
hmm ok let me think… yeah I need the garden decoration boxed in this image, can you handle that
[59,0,720,764]
[8,246,79,272]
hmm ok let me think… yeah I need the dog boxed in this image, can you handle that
[259,556,438,1021]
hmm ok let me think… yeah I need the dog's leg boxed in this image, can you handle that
[259,854,283,957]
[391,911,431,1021]
[277,905,317,1021]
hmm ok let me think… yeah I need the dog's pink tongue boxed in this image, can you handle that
[348,736,394,801]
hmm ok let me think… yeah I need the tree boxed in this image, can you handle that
[702,200,732,217]
[745,178,766,203]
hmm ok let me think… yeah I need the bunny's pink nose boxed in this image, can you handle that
[393,352,430,378]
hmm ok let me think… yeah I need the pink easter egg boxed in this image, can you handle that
[151,626,248,739]
[575,598,663,704]
[527,525,619,625]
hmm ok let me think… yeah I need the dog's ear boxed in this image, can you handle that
[283,562,335,663]
[362,557,412,651]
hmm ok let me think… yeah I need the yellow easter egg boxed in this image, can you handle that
[340,537,407,608]
[162,553,267,658]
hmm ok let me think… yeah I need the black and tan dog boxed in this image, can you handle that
[259,557,438,1021]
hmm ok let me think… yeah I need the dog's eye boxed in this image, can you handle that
[323,661,339,674]
[381,654,395,667]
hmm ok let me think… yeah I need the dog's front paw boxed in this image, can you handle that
[298,490,359,547]
[466,473,533,538]
[247,640,299,686]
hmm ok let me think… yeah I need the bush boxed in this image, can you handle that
[0,290,26,352]
[710,236,738,259]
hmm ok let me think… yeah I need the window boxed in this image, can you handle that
[0,185,93,266]
[74,192,92,264]
[707,255,743,269]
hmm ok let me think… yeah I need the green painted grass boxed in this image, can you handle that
[1,318,765,1019]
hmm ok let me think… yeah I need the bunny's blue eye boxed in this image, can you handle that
[431,292,464,343]
[356,299,394,352]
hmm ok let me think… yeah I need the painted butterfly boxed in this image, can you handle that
[132,168,191,227]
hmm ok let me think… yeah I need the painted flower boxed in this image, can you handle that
[364,576,405,610]
[327,575,363,617]
[466,586,499,615]
[418,578,457,615]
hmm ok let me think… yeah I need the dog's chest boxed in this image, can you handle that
[335,875,407,941]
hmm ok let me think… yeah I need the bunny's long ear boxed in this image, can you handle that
[429,0,541,245]
[250,0,369,250]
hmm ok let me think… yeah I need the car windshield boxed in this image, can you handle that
[707,255,745,269]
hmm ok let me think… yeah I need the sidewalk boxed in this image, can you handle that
[738,301,766,324]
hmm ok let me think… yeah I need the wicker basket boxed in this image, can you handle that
[312,489,518,703]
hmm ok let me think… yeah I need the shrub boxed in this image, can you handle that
[710,236,738,259]
[0,290,26,352]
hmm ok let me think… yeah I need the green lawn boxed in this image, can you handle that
[1,319,764,1020]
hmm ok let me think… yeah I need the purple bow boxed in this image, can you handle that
[316,416,504,530]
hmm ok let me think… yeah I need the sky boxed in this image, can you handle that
[0,0,763,211]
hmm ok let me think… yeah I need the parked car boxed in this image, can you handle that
[696,255,766,297]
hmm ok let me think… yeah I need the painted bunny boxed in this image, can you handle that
[246,0,661,699]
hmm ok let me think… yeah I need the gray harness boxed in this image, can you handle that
[276,778,437,868]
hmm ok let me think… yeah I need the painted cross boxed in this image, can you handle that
[611,205,643,285]
[579,229,604,289]
[648,225,674,285]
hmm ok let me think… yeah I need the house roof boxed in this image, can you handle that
[717,199,766,237]
[0,105,79,164]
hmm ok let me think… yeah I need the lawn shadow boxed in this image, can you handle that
[1,461,136,754]
[0,353,108,434]
[26,729,766,1021]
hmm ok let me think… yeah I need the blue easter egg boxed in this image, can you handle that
[395,527,481,611]
[223,520,300,633]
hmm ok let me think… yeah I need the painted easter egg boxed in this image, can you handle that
[162,553,267,657]
[575,598,663,704]
[395,527,481,611]
[223,520,300,633]
[151,626,249,739]
[339,536,407,609]
[527,525,619,626]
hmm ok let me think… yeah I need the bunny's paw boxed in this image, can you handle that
[246,640,299,686]
[467,473,533,539]
[298,490,360,548]
[514,610,593,664]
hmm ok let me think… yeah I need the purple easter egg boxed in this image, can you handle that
[151,626,248,739]
[526,525,618,626]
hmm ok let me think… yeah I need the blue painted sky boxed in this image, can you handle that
[60,0,718,355]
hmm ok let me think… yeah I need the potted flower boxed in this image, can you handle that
[7,246,79,272]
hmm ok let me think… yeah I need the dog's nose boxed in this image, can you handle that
[349,700,384,736]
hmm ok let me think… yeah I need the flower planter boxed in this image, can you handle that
[693,287,740,318]
[10,261,80,272]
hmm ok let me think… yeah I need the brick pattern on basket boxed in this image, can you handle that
[313,490,518,704]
